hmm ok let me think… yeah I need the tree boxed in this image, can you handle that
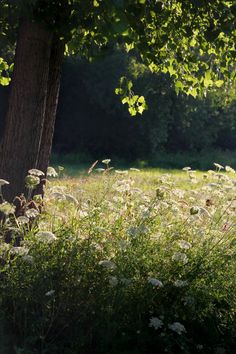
[0,0,235,200]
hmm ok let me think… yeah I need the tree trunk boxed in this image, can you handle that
[0,21,52,201]
[35,36,64,196]
[37,37,64,174]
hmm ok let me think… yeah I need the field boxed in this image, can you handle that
[0,162,236,353]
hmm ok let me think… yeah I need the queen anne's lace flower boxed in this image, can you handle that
[149,317,163,330]
[178,240,192,250]
[148,277,163,288]
[28,169,44,177]
[168,322,186,335]
[174,280,188,287]
[108,276,118,287]
[172,252,188,264]
[99,260,116,270]
[36,231,57,243]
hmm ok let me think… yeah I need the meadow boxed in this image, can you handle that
[0,162,236,353]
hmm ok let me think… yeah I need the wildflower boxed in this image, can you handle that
[225,165,235,173]
[36,231,57,243]
[45,290,55,296]
[0,202,15,215]
[58,166,64,171]
[102,159,111,165]
[25,175,40,189]
[0,243,10,254]
[10,247,29,256]
[22,254,34,263]
[115,170,128,175]
[78,210,88,218]
[108,276,118,287]
[213,163,224,171]
[178,240,192,250]
[174,280,188,287]
[17,216,29,224]
[182,167,191,171]
[28,168,44,177]
[130,168,140,172]
[47,166,58,177]
[172,252,188,264]
[98,260,116,270]
[149,317,163,330]
[25,208,39,218]
[113,179,132,193]
[168,322,186,335]
[148,277,163,288]
[0,179,10,189]
[113,196,124,203]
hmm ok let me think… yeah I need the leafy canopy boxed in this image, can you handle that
[0,0,236,114]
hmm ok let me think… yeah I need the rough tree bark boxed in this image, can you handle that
[0,21,53,201]
[37,37,64,172]
[34,36,64,196]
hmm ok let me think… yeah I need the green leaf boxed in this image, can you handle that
[215,80,224,88]
[0,76,10,86]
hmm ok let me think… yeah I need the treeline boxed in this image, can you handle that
[1,49,236,161]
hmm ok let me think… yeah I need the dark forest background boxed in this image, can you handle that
[1,48,236,165]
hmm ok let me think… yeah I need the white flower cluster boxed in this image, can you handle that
[149,317,163,330]
[148,277,163,288]
[168,322,186,335]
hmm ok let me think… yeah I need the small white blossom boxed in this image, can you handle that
[115,170,128,175]
[174,280,188,287]
[36,231,57,243]
[45,290,55,297]
[149,317,163,330]
[10,247,29,256]
[213,163,224,171]
[47,167,58,177]
[17,216,29,224]
[172,252,188,264]
[178,240,192,250]
[0,202,15,215]
[108,276,118,287]
[168,322,186,335]
[130,168,140,172]
[148,277,163,288]
[22,254,34,263]
[25,208,39,218]
[99,260,116,270]
[28,169,44,177]
[225,165,235,173]
[102,159,111,165]
[0,179,10,186]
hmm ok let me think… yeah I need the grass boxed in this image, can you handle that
[51,149,236,174]
[0,162,236,353]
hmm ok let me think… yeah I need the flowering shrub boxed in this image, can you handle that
[0,164,235,353]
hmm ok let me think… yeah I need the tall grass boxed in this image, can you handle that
[0,163,235,353]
